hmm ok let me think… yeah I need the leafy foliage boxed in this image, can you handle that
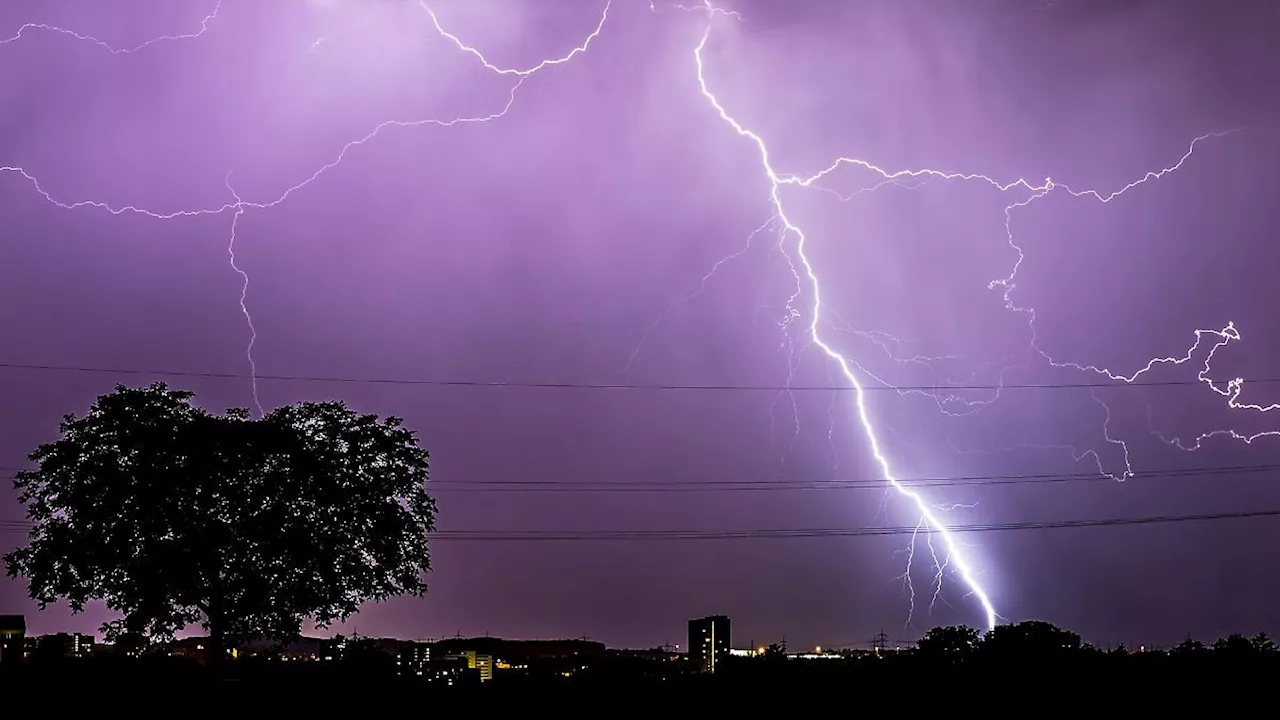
[916,625,979,656]
[981,620,1081,656]
[4,383,436,649]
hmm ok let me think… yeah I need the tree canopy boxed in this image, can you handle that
[4,383,436,655]
[916,624,979,657]
[981,620,1082,656]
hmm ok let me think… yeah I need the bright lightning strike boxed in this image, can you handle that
[685,1,1259,630]
[691,3,999,631]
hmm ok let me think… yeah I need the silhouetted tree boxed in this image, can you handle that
[762,643,787,663]
[917,625,979,657]
[1171,637,1209,659]
[341,637,397,674]
[1213,633,1255,660]
[981,621,1081,657]
[4,383,436,666]
[1250,632,1276,656]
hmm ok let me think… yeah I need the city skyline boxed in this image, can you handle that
[3,0,1280,651]
[0,612,1237,656]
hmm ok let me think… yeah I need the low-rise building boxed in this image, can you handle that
[0,615,24,663]
[397,642,431,676]
[463,650,494,682]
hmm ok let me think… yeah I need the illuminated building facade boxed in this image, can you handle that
[688,615,730,674]
[71,633,95,657]
[464,650,494,682]
[321,636,348,662]
[397,642,431,676]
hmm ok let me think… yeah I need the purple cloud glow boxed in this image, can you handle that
[3,0,1280,649]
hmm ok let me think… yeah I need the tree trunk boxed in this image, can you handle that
[207,609,241,718]
[208,610,225,674]
[206,576,228,677]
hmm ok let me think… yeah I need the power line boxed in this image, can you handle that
[2,508,1280,538]
[0,360,1272,392]
[414,463,1280,490]
[1,463,1276,492]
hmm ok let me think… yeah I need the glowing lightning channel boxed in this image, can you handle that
[0,1,223,53]
[692,5,999,631]
[224,173,263,417]
[625,213,779,373]
[784,124,1245,476]
[3,1,612,421]
[419,1,611,77]
[2,2,611,219]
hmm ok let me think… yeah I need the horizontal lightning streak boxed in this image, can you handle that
[781,128,1258,460]
[1,0,611,421]
[420,1,611,77]
[0,1,223,53]
[1,2,612,218]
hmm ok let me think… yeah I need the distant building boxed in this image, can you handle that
[321,636,348,662]
[425,655,471,686]
[688,615,730,674]
[464,650,494,682]
[168,637,212,664]
[112,634,147,658]
[397,642,431,676]
[25,632,88,659]
[431,637,605,663]
[272,636,323,662]
[71,633,95,657]
[0,615,24,663]
[432,637,603,678]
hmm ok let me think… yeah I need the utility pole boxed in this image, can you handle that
[872,630,888,655]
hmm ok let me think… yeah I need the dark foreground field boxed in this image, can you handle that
[3,654,1276,716]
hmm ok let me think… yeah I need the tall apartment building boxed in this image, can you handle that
[688,615,730,674]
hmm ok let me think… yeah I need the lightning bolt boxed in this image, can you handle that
[419,1,611,77]
[683,1,1266,629]
[691,4,999,630]
[0,1,224,53]
[224,172,262,417]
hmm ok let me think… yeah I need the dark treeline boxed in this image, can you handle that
[4,621,1278,715]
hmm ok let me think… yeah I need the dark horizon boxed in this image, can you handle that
[11,619,1271,656]
[4,0,1280,651]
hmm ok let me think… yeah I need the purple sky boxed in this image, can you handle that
[3,0,1280,650]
